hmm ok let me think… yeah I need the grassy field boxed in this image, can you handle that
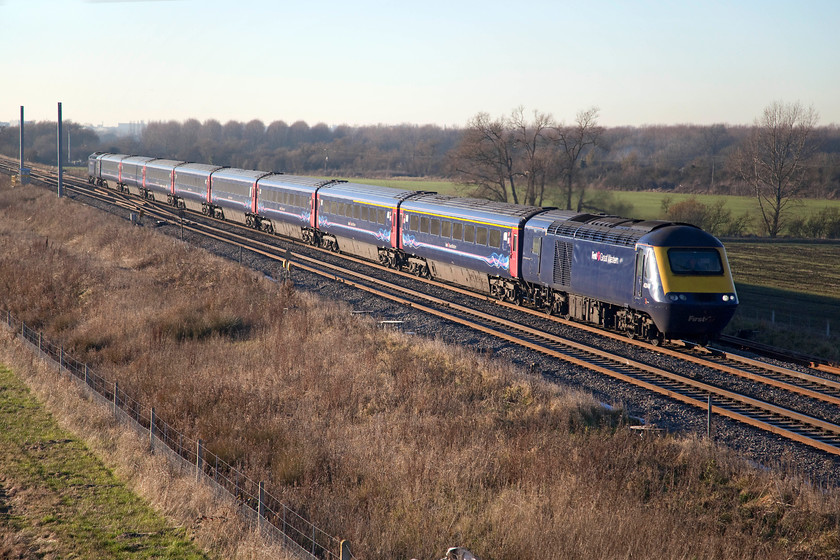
[0,365,208,559]
[723,241,840,360]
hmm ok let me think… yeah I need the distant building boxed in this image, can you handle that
[91,121,146,139]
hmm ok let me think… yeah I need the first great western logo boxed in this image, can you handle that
[591,251,622,265]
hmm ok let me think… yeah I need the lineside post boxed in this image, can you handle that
[707,394,713,439]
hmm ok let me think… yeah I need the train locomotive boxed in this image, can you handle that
[88,151,738,344]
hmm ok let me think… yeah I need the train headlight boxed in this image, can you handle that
[722,294,729,302]
[669,293,679,302]
[722,294,737,303]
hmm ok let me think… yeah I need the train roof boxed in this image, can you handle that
[174,163,224,176]
[98,153,131,162]
[211,167,273,183]
[529,210,721,248]
[401,194,546,226]
[318,181,423,206]
[144,159,186,170]
[258,174,337,192]
[120,155,157,165]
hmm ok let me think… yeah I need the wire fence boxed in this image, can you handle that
[734,307,833,338]
[4,310,354,560]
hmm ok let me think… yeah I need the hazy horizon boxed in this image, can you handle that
[4,0,838,128]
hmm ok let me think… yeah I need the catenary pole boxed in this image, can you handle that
[57,102,63,198]
[19,106,24,174]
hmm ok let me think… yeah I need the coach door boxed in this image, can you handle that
[634,247,646,300]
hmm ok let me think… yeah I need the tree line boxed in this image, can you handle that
[1,101,837,237]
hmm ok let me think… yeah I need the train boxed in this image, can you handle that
[88,151,739,344]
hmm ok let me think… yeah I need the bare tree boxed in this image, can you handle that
[451,112,521,203]
[510,106,555,206]
[554,107,603,210]
[735,101,819,237]
[701,123,731,190]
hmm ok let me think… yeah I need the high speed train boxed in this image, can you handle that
[89,151,738,344]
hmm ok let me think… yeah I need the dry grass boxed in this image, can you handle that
[1,175,840,559]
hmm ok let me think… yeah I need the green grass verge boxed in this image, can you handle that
[0,365,209,559]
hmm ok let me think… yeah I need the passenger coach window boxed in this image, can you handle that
[354,205,361,219]
[464,225,475,243]
[420,216,430,233]
[431,219,440,236]
[452,222,463,240]
[409,214,419,231]
[378,209,387,225]
[476,227,487,245]
[442,221,451,238]
[489,229,501,249]
[361,206,369,221]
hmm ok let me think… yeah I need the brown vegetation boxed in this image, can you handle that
[1,176,840,559]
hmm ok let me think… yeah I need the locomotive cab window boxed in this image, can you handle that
[668,248,723,275]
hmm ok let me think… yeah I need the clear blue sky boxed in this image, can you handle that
[2,0,838,128]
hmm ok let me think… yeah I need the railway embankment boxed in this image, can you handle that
[1,174,840,558]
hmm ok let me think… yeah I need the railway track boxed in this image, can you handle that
[4,156,840,458]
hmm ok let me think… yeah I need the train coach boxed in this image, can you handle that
[398,194,544,296]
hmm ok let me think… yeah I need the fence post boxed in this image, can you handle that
[113,381,119,415]
[59,347,63,374]
[149,407,156,451]
[258,481,265,532]
[196,439,204,482]
[38,332,42,355]
[84,364,89,387]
